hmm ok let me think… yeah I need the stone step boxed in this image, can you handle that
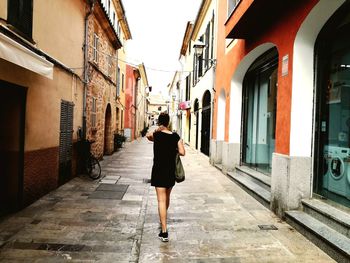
[214,163,223,171]
[227,171,271,209]
[301,198,350,239]
[235,165,271,188]
[285,210,350,262]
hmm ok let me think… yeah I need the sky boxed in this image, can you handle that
[122,0,202,96]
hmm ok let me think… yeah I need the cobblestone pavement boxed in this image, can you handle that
[0,137,334,262]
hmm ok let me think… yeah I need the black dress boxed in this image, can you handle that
[151,131,180,188]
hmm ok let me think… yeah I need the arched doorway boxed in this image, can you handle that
[201,90,211,156]
[194,99,199,150]
[242,47,278,175]
[314,2,350,207]
[104,104,113,155]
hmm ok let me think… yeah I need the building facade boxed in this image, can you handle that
[209,1,350,258]
[113,0,132,136]
[85,0,122,158]
[0,0,86,214]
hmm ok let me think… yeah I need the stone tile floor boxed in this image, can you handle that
[0,137,334,262]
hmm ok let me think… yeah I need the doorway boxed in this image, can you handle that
[0,80,26,216]
[242,48,278,175]
[201,91,211,156]
[104,104,112,154]
[58,100,74,186]
[194,99,199,150]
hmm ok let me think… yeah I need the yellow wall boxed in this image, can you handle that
[0,0,7,19]
[33,0,85,72]
[0,60,84,151]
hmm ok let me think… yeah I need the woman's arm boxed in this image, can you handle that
[146,131,154,141]
[177,139,185,156]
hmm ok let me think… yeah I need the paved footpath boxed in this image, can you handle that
[0,137,334,262]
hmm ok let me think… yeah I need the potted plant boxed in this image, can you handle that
[114,133,126,149]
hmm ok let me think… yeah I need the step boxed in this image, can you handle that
[235,165,271,188]
[214,163,223,171]
[227,171,271,209]
[285,210,350,262]
[302,199,350,239]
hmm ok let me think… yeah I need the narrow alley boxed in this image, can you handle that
[0,136,333,262]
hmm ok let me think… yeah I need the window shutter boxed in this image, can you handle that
[7,0,33,38]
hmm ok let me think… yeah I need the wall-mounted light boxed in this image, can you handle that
[193,40,217,66]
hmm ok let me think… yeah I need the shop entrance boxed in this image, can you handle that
[242,48,278,175]
[314,5,350,207]
[0,80,26,216]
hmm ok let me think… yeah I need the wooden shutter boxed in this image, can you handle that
[7,0,33,38]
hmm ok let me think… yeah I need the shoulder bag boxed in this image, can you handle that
[175,154,185,183]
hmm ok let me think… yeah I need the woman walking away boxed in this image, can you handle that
[146,112,185,242]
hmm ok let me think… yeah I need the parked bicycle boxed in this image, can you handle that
[79,139,101,180]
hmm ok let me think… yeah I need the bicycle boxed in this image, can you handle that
[79,139,101,180]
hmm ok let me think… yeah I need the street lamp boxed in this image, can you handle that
[193,40,217,66]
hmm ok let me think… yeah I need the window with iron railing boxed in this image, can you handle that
[228,0,241,17]
[7,0,33,39]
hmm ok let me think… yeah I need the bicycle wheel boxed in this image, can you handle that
[87,156,101,180]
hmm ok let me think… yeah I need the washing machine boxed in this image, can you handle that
[323,146,350,199]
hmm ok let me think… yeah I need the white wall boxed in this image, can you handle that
[217,89,226,140]
[228,43,275,143]
[290,0,345,157]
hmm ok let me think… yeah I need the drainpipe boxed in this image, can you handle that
[83,0,95,140]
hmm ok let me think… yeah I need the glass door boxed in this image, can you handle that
[315,12,350,207]
[242,48,278,175]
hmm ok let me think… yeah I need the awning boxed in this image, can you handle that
[0,33,53,79]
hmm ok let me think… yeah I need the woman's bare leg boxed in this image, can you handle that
[166,187,172,210]
[155,187,167,232]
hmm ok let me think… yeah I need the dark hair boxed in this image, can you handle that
[158,112,169,126]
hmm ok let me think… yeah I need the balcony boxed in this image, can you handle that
[225,0,301,39]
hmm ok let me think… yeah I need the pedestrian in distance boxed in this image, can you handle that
[146,112,185,242]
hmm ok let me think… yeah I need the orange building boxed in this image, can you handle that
[211,1,350,258]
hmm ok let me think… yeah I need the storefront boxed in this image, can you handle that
[242,48,278,175]
[314,3,350,208]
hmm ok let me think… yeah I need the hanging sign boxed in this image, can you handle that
[179,101,191,110]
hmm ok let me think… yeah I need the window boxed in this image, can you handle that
[185,75,191,101]
[107,0,111,16]
[121,110,124,130]
[228,0,241,17]
[112,12,116,26]
[91,98,97,128]
[204,23,210,71]
[121,73,125,92]
[108,55,113,77]
[7,0,33,38]
[116,67,120,97]
[93,33,99,63]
